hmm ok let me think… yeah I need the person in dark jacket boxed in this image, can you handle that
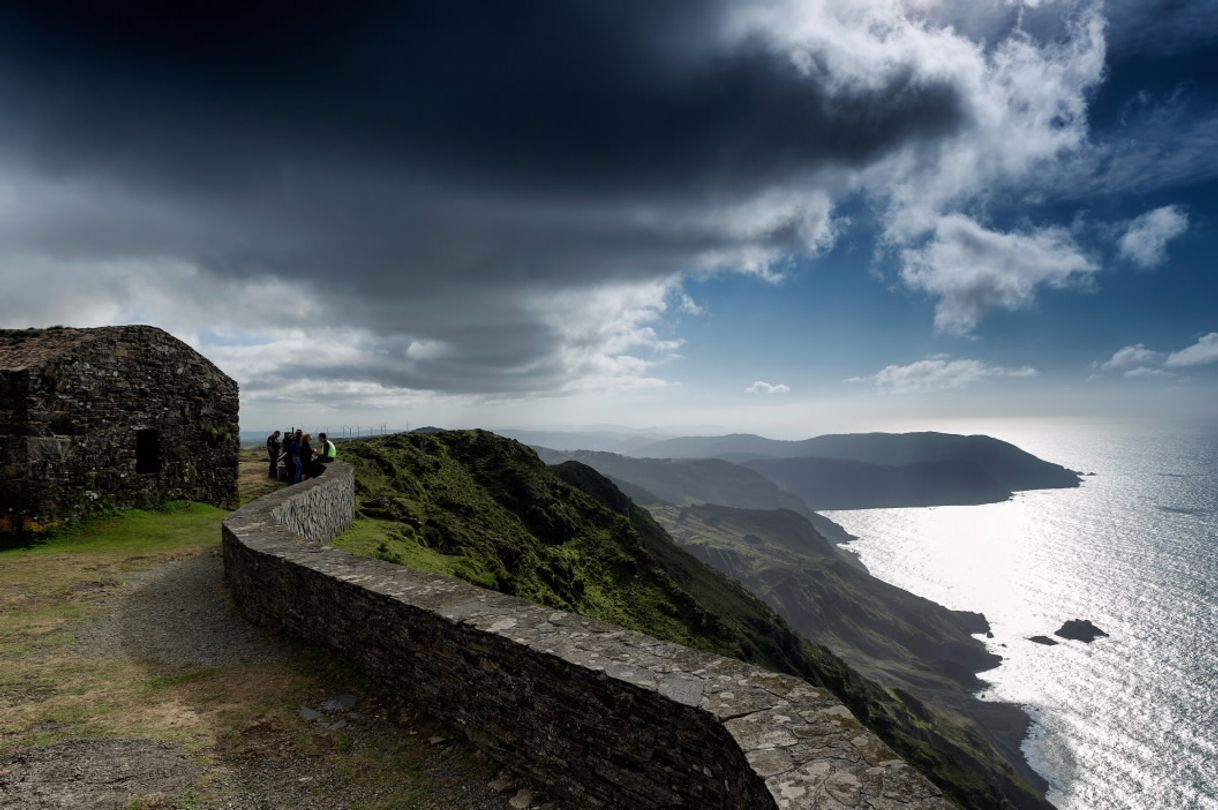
[288,430,304,484]
[266,430,281,479]
[301,433,319,480]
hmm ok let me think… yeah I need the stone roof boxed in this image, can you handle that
[0,325,172,372]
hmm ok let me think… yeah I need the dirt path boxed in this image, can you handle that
[1,502,556,809]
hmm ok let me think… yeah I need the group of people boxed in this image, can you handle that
[266,429,337,484]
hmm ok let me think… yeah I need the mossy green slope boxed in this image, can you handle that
[337,430,760,659]
[336,430,1052,810]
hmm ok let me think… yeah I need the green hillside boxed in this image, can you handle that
[335,430,1052,810]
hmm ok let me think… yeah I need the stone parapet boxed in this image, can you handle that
[222,461,953,809]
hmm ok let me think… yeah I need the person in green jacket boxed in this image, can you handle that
[318,433,337,464]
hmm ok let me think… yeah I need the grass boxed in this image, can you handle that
[334,430,766,658]
[0,456,481,808]
[9,501,228,558]
[0,502,232,762]
[335,517,493,586]
[237,444,286,505]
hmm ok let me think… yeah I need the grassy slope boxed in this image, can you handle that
[337,430,1053,810]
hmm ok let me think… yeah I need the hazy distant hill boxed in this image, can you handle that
[337,430,1051,809]
[633,432,782,461]
[800,432,1080,491]
[532,447,854,543]
[745,456,1013,509]
[495,428,668,454]
[635,431,1080,506]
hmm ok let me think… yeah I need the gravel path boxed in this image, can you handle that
[4,549,556,810]
[74,549,296,669]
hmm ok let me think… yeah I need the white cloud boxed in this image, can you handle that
[847,357,1039,393]
[900,215,1098,334]
[865,4,1106,242]
[676,293,705,316]
[745,380,791,395]
[1165,333,1218,367]
[1123,366,1175,378]
[1091,333,1218,378]
[1100,343,1163,370]
[1118,205,1189,269]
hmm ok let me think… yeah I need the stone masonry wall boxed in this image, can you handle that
[2,326,238,534]
[223,462,954,810]
[269,465,355,544]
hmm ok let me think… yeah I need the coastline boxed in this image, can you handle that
[825,523,1050,798]
[818,498,1069,806]
[652,500,1053,805]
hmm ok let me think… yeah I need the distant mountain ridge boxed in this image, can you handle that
[532,447,854,543]
[745,456,1012,509]
[636,431,1079,486]
[496,428,669,454]
[633,431,1080,508]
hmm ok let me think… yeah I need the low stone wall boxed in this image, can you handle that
[267,463,354,544]
[223,462,953,810]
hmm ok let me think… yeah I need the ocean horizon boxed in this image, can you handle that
[824,418,1218,810]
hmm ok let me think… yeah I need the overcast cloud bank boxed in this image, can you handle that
[0,1,1210,421]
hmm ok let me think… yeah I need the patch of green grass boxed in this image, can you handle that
[1,501,225,560]
[144,667,229,692]
[338,737,435,810]
[337,431,752,658]
[333,519,484,583]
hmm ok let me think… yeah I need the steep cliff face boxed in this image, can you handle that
[336,430,1053,810]
[649,503,1044,794]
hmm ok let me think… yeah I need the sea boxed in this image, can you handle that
[821,419,1218,810]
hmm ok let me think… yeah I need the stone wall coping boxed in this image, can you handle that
[223,461,953,809]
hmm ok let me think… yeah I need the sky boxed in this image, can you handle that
[0,1,1215,437]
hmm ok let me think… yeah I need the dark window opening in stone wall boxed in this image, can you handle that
[136,429,160,474]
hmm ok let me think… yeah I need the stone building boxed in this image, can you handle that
[0,325,239,537]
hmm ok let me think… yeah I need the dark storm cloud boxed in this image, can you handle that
[0,3,962,196]
[0,1,969,394]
